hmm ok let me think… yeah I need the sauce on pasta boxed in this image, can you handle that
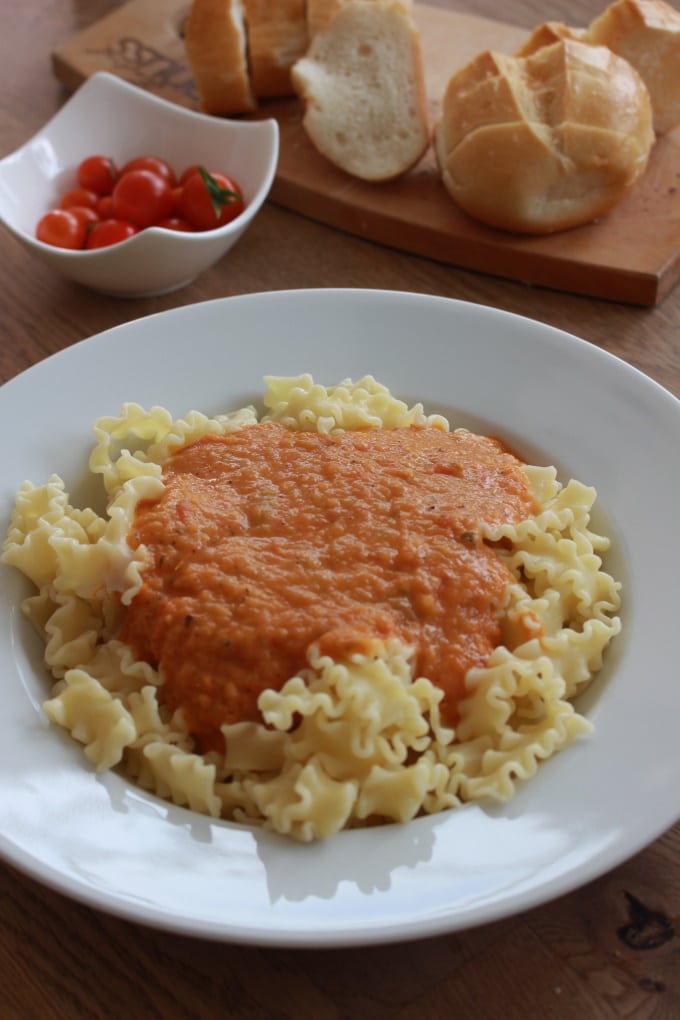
[121,422,538,745]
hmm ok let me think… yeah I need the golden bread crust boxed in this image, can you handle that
[185,0,256,115]
[434,39,654,234]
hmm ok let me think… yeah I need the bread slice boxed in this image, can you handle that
[291,1,429,182]
[243,0,309,98]
[434,40,654,234]
[586,0,680,133]
[306,0,412,38]
[307,0,346,39]
[184,0,256,116]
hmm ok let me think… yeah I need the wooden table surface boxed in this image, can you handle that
[1,2,678,1017]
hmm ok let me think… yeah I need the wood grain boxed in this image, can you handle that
[50,0,680,305]
[1,2,679,1018]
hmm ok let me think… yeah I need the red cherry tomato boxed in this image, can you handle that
[77,155,118,196]
[169,185,183,213]
[68,205,100,230]
[36,155,246,251]
[121,156,176,187]
[177,169,244,231]
[60,188,99,211]
[111,169,175,228]
[36,209,87,249]
[85,219,139,250]
[178,164,201,186]
[156,217,195,232]
[96,194,114,219]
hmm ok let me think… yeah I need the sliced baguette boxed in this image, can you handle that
[307,0,347,39]
[291,1,429,182]
[306,0,412,38]
[184,0,256,116]
[243,0,309,98]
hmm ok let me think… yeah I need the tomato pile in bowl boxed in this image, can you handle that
[37,154,245,251]
[0,72,278,297]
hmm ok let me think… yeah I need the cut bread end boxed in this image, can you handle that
[185,0,256,116]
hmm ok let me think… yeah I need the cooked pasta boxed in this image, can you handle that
[2,375,621,841]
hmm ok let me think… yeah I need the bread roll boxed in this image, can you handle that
[185,0,256,115]
[434,39,654,234]
[515,21,586,57]
[586,0,680,133]
[243,0,309,98]
[291,1,429,182]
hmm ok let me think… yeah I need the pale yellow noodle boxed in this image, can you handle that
[2,375,621,841]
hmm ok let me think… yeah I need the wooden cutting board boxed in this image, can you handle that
[52,0,680,305]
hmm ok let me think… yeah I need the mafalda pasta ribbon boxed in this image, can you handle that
[2,375,621,841]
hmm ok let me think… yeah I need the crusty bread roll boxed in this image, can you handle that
[586,0,680,133]
[243,0,309,98]
[434,40,654,234]
[291,1,429,182]
[515,21,586,57]
[185,0,256,115]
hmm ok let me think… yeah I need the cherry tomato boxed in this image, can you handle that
[36,209,86,249]
[178,169,244,231]
[96,194,114,219]
[111,169,175,228]
[156,217,195,232]
[169,185,183,213]
[121,156,176,187]
[68,205,100,230]
[77,155,118,196]
[85,219,139,249]
[60,187,99,210]
[36,155,246,249]
[178,164,201,186]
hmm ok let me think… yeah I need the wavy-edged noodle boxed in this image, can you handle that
[134,742,222,817]
[263,373,449,432]
[3,472,160,613]
[2,375,621,841]
[243,640,456,840]
[90,401,259,499]
[3,476,105,588]
[43,670,137,771]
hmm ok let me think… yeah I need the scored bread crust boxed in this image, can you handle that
[185,0,256,115]
[586,0,680,133]
[243,0,309,98]
[515,21,587,57]
[434,39,654,234]
[291,0,429,182]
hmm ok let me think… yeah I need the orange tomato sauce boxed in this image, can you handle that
[121,422,538,746]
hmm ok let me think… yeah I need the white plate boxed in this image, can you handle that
[1,289,678,948]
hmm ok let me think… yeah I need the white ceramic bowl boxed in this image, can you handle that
[0,72,279,297]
